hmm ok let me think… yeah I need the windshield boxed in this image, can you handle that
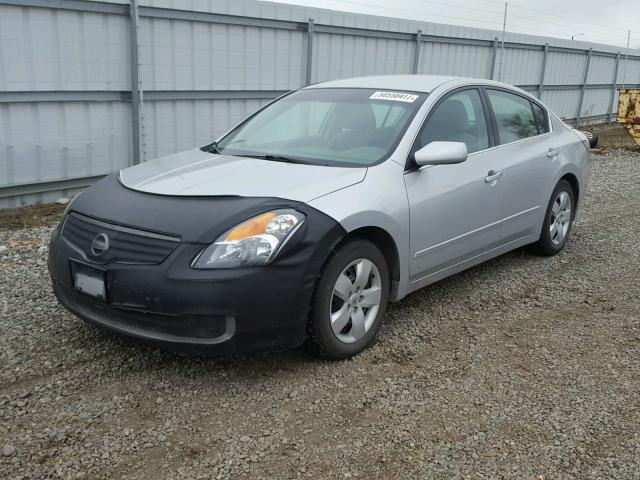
[214,88,427,167]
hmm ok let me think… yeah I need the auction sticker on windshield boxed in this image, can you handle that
[369,91,419,103]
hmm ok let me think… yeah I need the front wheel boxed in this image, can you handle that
[532,179,575,256]
[305,239,389,360]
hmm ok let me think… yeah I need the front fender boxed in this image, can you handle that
[308,161,411,300]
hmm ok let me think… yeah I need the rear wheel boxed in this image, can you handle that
[305,239,389,360]
[532,179,575,256]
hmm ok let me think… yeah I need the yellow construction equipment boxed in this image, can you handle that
[617,89,640,145]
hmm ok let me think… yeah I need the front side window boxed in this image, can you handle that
[416,89,490,154]
[215,88,426,167]
[487,89,538,143]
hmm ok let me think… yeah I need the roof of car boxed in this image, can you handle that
[305,74,506,94]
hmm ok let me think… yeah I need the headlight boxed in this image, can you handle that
[192,209,305,269]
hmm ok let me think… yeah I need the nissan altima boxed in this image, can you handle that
[48,75,590,359]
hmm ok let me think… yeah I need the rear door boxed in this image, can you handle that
[484,88,557,244]
[404,87,504,281]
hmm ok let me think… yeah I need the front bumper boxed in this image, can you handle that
[52,280,237,351]
[49,230,335,354]
[47,177,345,354]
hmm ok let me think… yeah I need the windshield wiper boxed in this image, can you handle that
[202,145,306,164]
[248,154,303,164]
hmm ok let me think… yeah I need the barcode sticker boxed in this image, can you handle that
[369,91,419,103]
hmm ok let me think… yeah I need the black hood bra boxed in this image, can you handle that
[69,175,335,244]
[49,175,347,354]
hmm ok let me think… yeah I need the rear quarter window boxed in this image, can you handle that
[532,102,549,134]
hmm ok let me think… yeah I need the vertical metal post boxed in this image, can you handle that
[413,29,422,74]
[129,0,142,165]
[498,2,507,81]
[608,53,621,125]
[305,18,314,85]
[537,44,548,99]
[575,48,592,128]
[489,38,498,80]
[622,29,630,88]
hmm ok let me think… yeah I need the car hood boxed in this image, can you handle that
[119,148,367,203]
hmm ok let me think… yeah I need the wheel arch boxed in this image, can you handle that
[559,172,580,211]
[345,226,401,300]
[548,163,582,216]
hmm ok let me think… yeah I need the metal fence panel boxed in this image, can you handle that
[541,87,582,119]
[312,33,414,83]
[617,58,640,84]
[142,97,269,159]
[587,55,617,84]
[500,47,545,86]
[580,87,615,121]
[0,4,130,91]
[0,100,131,208]
[0,100,131,184]
[544,51,589,85]
[419,42,493,78]
[139,17,305,91]
[2,0,640,208]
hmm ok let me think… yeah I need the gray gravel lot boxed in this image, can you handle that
[1,151,639,479]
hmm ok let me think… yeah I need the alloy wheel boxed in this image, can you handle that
[549,190,572,245]
[329,258,382,344]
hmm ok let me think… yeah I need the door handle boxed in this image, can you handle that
[547,147,560,158]
[484,170,503,183]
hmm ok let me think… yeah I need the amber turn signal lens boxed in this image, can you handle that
[224,211,277,241]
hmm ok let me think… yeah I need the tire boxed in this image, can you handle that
[580,130,598,148]
[532,179,575,256]
[305,239,390,360]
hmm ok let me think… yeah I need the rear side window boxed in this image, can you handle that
[531,102,549,134]
[487,89,537,144]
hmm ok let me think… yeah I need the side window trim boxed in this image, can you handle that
[479,85,498,148]
[406,86,494,170]
[484,86,552,146]
[529,99,538,135]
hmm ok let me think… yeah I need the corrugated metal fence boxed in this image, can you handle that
[1,0,640,208]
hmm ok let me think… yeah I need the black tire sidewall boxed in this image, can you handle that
[539,180,575,255]
[307,239,389,360]
[579,130,597,148]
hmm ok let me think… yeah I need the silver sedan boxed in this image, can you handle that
[49,75,590,359]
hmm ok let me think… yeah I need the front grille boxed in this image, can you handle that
[62,212,180,265]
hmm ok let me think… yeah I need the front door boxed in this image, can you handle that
[404,88,503,282]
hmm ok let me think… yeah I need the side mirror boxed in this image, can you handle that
[414,141,468,167]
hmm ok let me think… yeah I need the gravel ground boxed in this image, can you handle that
[1,150,639,479]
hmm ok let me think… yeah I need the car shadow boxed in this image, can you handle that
[71,245,546,380]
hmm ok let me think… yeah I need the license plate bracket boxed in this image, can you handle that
[70,261,108,302]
